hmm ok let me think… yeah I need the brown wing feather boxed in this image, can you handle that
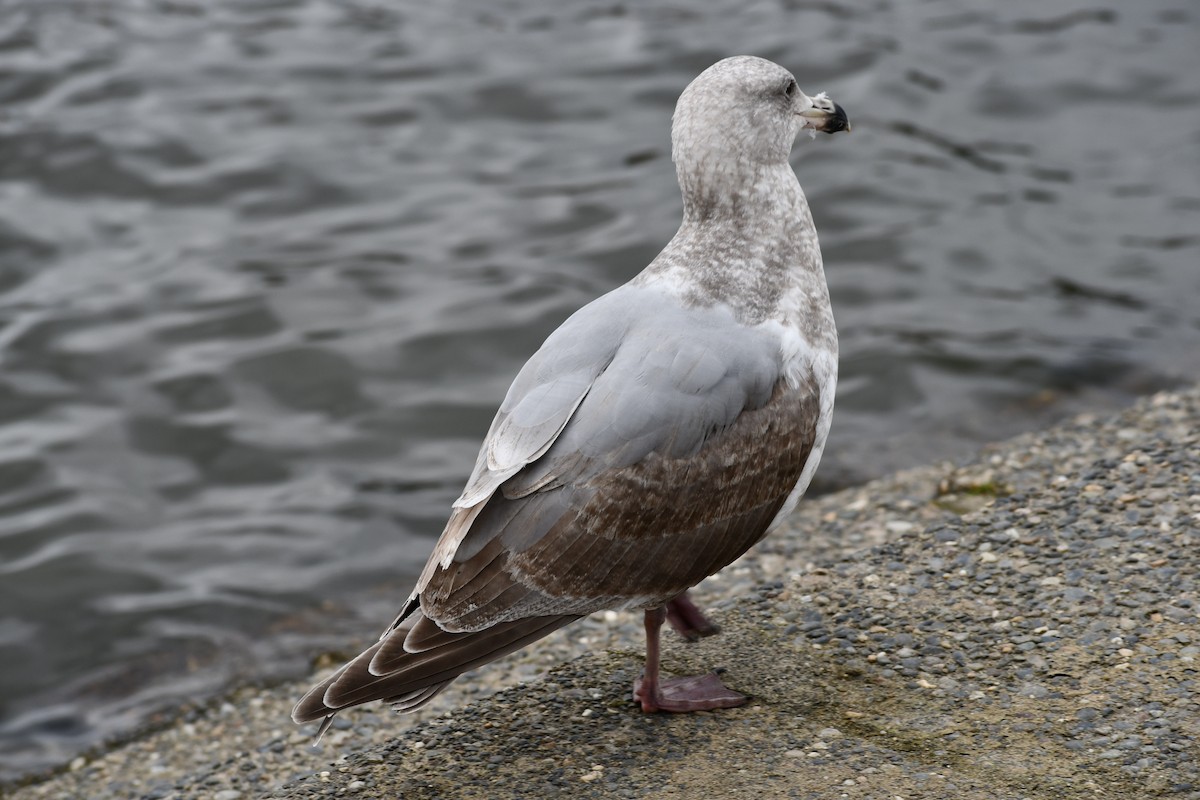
[518,376,819,597]
[422,375,821,629]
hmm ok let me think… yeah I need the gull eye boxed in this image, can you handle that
[784,80,797,98]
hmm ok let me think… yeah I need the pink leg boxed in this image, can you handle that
[665,591,721,641]
[633,606,747,713]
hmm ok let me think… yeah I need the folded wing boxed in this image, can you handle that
[293,287,827,728]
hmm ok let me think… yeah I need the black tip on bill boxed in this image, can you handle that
[823,102,851,134]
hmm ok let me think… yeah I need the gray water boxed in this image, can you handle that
[1,0,1198,781]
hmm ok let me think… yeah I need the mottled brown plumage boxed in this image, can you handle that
[424,376,821,623]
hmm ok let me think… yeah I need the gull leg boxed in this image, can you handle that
[633,606,747,713]
[665,591,721,641]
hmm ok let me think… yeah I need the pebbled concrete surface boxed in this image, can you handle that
[8,386,1199,800]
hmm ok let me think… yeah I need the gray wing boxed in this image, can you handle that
[420,287,821,630]
[416,286,633,588]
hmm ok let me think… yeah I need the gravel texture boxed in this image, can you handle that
[7,386,1198,800]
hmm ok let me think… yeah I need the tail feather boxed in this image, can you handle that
[384,611,461,658]
[292,610,579,726]
[387,681,453,712]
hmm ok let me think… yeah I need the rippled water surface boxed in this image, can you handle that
[1,0,1198,779]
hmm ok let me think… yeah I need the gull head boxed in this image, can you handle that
[671,56,850,172]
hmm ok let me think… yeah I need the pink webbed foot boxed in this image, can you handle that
[633,671,748,713]
[665,593,720,641]
[634,605,746,713]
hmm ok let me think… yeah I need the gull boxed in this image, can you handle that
[294,55,849,737]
